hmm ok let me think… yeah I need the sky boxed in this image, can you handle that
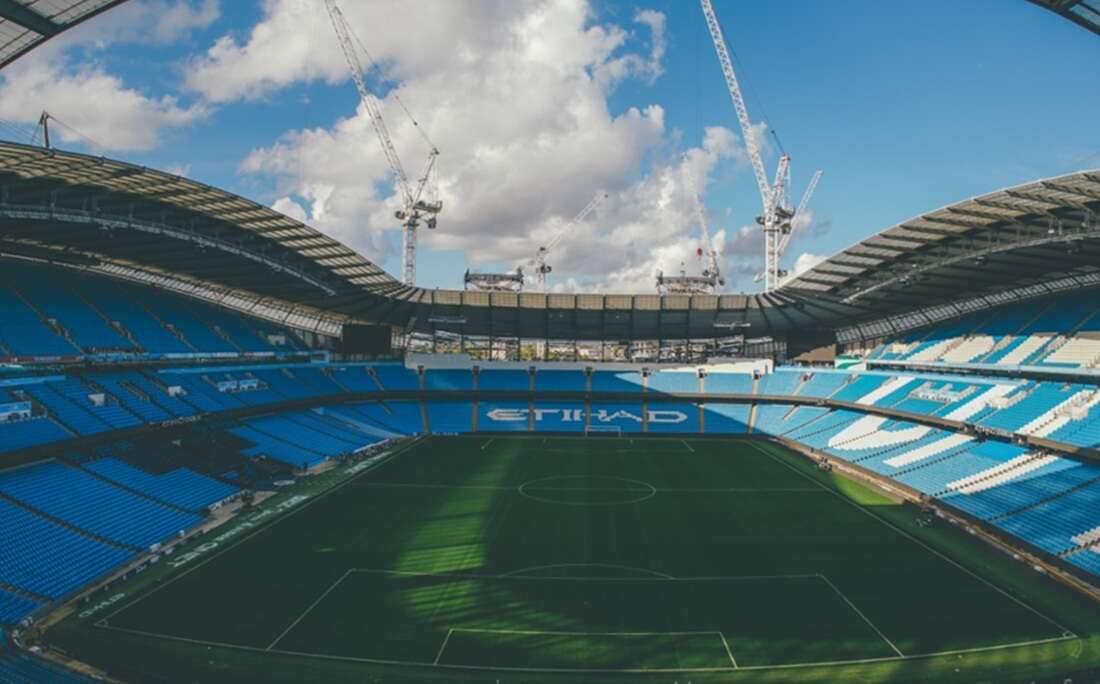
[0,0,1097,293]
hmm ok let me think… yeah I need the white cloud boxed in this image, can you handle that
[164,162,193,177]
[150,0,221,42]
[0,60,206,152]
[272,196,308,222]
[792,252,826,276]
[184,0,525,102]
[80,0,221,45]
[211,0,775,292]
[0,1,216,153]
[593,9,666,90]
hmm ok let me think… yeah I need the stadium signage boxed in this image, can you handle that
[486,408,688,424]
[78,592,127,620]
[167,495,310,569]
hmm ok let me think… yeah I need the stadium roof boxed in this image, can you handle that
[2,140,1099,343]
[784,169,1100,318]
[1028,0,1100,36]
[0,0,129,69]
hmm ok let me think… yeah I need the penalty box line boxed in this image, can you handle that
[267,569,354,651]
[746,442,1079,640]
[817,574,903,658]
[346,566,822,582]
[435,627,738,669]
[94,441,417,628]
[240,565,1075,673]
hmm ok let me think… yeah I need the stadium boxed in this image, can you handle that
[0,1,1099,682]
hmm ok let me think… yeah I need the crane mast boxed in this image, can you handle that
[324,0,441,286]
[699,0,821,293]
[699,0,771,211]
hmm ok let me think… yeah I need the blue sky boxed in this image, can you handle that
[0,0,1097,292]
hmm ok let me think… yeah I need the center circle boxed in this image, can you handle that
[517,475,657,506]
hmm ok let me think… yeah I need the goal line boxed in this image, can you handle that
[585,425,623,437]
[435,627,738,669]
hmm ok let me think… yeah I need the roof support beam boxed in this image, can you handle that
[1041,182,1100,203]
[0,1,61,36]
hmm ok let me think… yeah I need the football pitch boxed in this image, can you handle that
[55,436,1100,682]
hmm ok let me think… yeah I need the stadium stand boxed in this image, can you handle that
[81,458,236,513]
[0,260,302,360]
[478,402,530,432]
[589,402,645,432]
[229,407,384,468]
[477,369,531,391]
[591,371,645,393]
[0,281,79,357]
[702,372,753,394]
[647,370,700,393]
[0,496,134,600]
[424,369,475,390]
[872,290,1100,369]
[701,403,751,433]
[427,401,474,433]
[0,635,97,683]
[9,238,1100,674]
[0,461,199,549]
[372,364,421,390]
[533,370,587,392]
[528,402,587,432]
[646,403,698,432]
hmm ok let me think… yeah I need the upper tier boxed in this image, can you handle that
[869,286,1100,372]
[0,259,303,362]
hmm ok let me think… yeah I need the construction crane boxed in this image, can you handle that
[324,0,441,286]
[656,160,725,295]
[777,170,823,257]
[699,0,820,293]
[466,191,608,293]
[531,191,608,292]
[753,168,823,284]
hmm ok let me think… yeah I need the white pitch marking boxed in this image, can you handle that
[95,623,1077,675]
[349,567,820,583]
[500,562,674,579]
[450,627,723,636]
[818,574,903,657]
[719,631,738,668]
[433,629,454,665]
[747,442,1077,638]
[681,439,695,453]
[267,569,353,650]
[481,438,494,451]
[96,440,417,625]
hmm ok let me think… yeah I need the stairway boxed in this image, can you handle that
[135,298,198,352]
[74,288,145,352]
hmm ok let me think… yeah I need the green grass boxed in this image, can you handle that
[50,436,1100,682]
